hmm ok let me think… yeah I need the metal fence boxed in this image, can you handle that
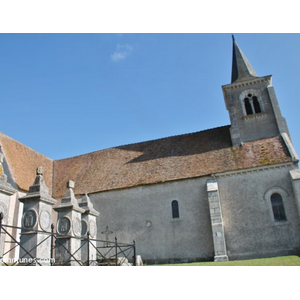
[0,212,136,266]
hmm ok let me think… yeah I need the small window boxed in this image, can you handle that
[243,93,262,115]
[244,98,253,115]
[271,193,287,222]
[252,96,261,113]
[171,200,179,219]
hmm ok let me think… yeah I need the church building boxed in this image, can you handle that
[1,36,300,264]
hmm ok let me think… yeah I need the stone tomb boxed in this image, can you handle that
[79,193,100,265]
[0,153,15,266]
[54,181,85,266]
[18,167,57,265]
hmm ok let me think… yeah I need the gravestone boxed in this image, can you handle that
[136,255,143,266]
[79,193,100,265]
[54,180,85,265]
[18,166,57,265]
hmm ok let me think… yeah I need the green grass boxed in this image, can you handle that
[153,255,300,266]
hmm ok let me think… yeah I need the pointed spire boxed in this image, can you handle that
[231,36,258,83]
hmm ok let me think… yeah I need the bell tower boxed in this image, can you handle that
[222,36,290,147]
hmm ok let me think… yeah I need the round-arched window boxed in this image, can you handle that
[244,93,262,115]
[270,193,287,222]
[171,200,179,219]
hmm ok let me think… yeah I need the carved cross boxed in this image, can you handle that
[101,226,113,246]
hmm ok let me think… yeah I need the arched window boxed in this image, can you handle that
[271,193,287,222]
[171,200,179,219]
[243,93,262,115]
[252,96,261,113]
[244,98,253,115]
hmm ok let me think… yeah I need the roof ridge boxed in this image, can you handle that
[54,125,231,162]
[0,131,53,161]
[118,125,231,147]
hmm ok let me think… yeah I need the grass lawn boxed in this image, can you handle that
[153,255,300,266]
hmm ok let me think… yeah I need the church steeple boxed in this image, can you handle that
[222,36,290,147]
[231,35,258,83]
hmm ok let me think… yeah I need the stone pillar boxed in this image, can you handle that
[18,166,57,265]
[0,153,16,265]
[79,193,100,265]
[289,169,300,217]
[54,180,85,266]
[207,178,228,262]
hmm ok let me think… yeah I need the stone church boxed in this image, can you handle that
[1,36,300,264]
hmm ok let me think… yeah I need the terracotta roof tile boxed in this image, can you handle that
[0,132,53,192]
[52,126,292,198]
[0,126,292,198]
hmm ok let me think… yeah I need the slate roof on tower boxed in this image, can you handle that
[231,35,258,83]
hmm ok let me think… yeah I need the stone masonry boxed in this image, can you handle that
[207,178,228,262]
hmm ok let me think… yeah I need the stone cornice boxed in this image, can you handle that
[222,75,272,91]
[19,192,57,205]
[213,162,295,178]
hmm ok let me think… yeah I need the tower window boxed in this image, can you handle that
[243,94,262,115]
[252,96,261,113]
[271,193,287,222]
[244,98,253,115]
[171,200,179,219]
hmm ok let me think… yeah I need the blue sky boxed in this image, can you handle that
[1,2,300,296]
[1,33,300,159]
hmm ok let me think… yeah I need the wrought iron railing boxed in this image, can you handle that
[0,212,136,266]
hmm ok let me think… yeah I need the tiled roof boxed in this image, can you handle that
[0,132,53,192]
[0,126,293,198]
[52,126,292,198]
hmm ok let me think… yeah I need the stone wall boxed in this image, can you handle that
[90,177,215,264]
[222,76,289,147]
[90,163,300,263]
[217,163,300,260]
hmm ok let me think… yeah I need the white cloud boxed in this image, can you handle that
[111,44,133,62]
